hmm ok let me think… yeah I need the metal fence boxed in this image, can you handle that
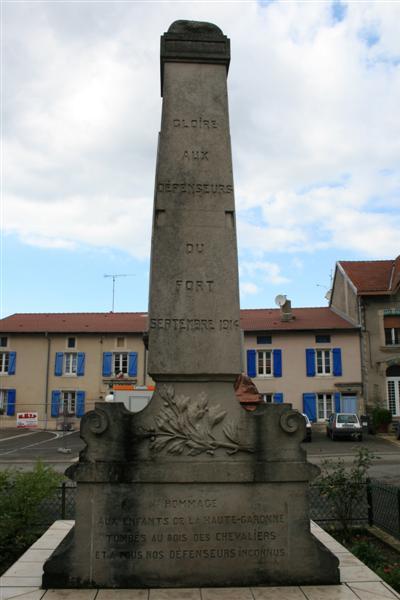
[37,480,400,540]
[367,479,400,538]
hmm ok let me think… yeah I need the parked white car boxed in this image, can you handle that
[326,413,363,441]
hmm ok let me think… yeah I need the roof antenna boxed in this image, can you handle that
[104,274,135,312]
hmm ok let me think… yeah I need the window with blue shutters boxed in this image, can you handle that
[306,348,342,377]
[76,391,85,417]
[273,393,284,403]
[102,352,138,377]
[247,349,282,378]
[53,390,85,417]
[0,389,16,416]
[55,352,85,376]
[0,352,16,375]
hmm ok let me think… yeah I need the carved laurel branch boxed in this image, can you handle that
[141,385,254,456]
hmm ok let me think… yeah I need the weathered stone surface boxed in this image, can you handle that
[43,20,340,589]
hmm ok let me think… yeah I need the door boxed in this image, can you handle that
[387,378,400,416]
[341,395,357,413]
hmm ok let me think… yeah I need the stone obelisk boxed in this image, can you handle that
[43,21,340,589]
[148,20,240,383]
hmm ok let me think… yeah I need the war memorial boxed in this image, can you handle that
[42,20,340,589]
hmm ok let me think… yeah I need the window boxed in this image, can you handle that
[0,353,9,374]
[113,353,128,375]
[316,334,330,344]
[257,335,272,345]
[387,378,400,416]
[0,336,8,347]
[67,337,76,348]
[60,391,76,416]
[306,348,342,377]
[0,352,16,375]
[116,337,126,348]
[384,315,400,346]
[316,350,331,375]
[317,393,334,421]
[55,352,85,377]
[385,328,400,346]
[261,393,273,403]
[64,353,78,375]
[257,350,272,376]
[0,389,16,416]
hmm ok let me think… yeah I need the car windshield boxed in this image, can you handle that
[337,414,358,424]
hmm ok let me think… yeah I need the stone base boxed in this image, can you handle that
[3,521,398,600]
[43,481,339,588]
[43,394,340,588]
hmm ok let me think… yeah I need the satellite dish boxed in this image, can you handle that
[275,294,287,307]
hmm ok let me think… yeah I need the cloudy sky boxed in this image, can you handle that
[2,0,399,317]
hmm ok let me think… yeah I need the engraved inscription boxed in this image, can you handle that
[176,280,214,292]
[94,492,288,566]
[157,182,233,194]
[149,318,240,331]
[186,243,204,254]
[183,150,209,161]
[173,118,218,129]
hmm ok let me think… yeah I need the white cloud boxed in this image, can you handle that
[3,1,400,265]
[241,261,290,286]
[240,282,260,296]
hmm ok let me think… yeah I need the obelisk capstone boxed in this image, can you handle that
[43,21,340,589]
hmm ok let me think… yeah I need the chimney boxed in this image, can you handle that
[280,299,294,322]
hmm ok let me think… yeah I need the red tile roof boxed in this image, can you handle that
[0,308,356,333]
[0,312,149,333]
[240,307,355,331]
[339,256,400,294]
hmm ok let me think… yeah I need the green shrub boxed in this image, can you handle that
[0,462,63,572]
[316,448,376,541]
[371,406,392,429]
[350,539,383,570]
[376,564,400,593]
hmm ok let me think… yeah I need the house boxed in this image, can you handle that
[241,301,362,422]
[0,312,149,429]
[0,304,361,428]
[330,255,400,420]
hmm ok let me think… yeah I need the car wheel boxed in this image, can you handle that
[358,434,363,442]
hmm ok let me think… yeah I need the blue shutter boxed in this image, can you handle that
[51,390,61,417]
[334,392,341,413]
[274,393,284,403]
[6,389,16,416]
[273,349,282,377]
[306,349,316,377]
[76,391,85,417]
[77,352,85,376]
[303,393,317,422]
[55,353,64,376]
[332,348,342,376]
[247,350,257,377]
[102,352,112,377]
[8,352,16,375]
[128,352,138,377]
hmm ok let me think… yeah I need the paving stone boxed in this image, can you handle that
[4,561,44,577]
[0,588,43,600]
[252,586,306,599]
[149,590,201,600]
[340,565,381,582]
[348,581,400,599]
[301,584,359,599]
[96,591,149,600]
[43,591,97,600]
[201,589,254,600]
